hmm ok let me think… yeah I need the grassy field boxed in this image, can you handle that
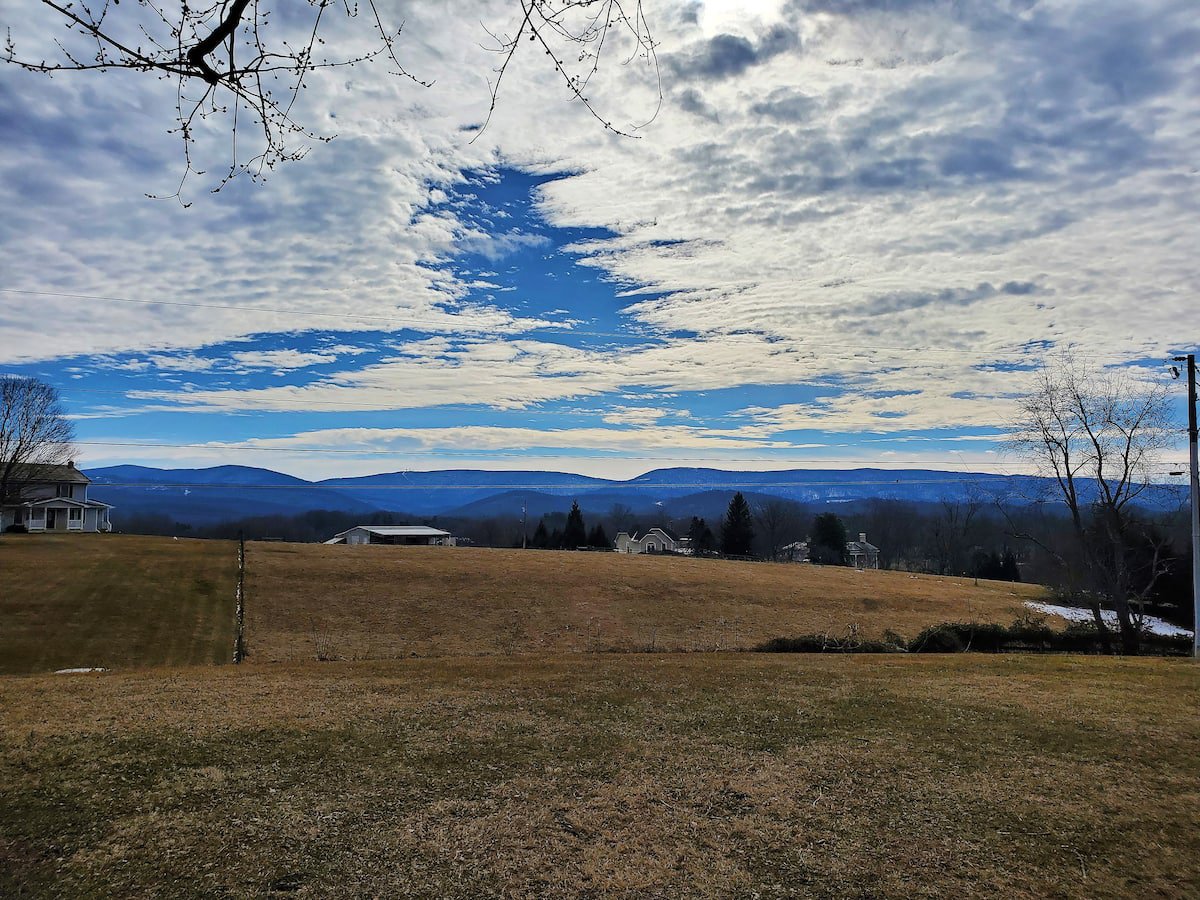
[2,653,1198,897]
[247,543,1047,662]
[0,535,236,675]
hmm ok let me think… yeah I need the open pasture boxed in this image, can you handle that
[0,535,236,675]
[245,543,1044,661]
[2,653,1197,897]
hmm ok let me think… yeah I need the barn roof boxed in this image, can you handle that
[333,525,451,538]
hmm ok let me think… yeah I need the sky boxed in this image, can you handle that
[0,0,1197,481]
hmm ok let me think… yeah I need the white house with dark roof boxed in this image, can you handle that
[614,527,682,554]
[325,525,456,546]
[0,462,112,534]
[846,533,880,569]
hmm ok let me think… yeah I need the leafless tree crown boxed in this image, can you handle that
[1007,354,1176,653]
[5,1,659,200]
[0,377,76,505]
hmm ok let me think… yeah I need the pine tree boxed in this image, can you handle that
[587,523,610,548]
[688,516,715,554]
[563,500,587,549]
[810,512,848,565]
[531,520,549,549]
[720,493,755,557]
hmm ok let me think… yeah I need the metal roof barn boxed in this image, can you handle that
[325,525,456,546]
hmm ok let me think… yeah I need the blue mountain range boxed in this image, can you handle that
[84,464,1185,527]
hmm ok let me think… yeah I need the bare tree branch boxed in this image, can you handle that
[5,1,660,198]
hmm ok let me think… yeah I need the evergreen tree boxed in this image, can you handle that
[587,523,610,548]
[720,493,755,557]
[548,527,564,550]
[688,516,715,555]
[563,500,587,549]
[531,520,549,549]
[810,512,848,565]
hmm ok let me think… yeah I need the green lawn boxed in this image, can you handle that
[2,653,1198,897]
[0,534,236,674]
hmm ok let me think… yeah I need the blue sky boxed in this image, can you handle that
[1,1,1196,480]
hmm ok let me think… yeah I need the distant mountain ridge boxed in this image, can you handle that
[84,464,1186,528]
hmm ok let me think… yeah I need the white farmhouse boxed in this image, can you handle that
[614,527,682,554]
[325,525,456,546]
[0,461,113,534]
[846,533,880,569]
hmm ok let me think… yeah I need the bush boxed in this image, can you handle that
[908,625,966,653]
[757,613,1192,657]
[4,523,28,533]
[755,631,902,654]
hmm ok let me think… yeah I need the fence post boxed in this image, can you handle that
[234,530,246,664]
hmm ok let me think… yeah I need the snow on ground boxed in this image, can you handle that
[1025,602,1194,638]
[54,667,108,674]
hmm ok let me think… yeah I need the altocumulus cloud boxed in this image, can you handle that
[0,0,1196,475]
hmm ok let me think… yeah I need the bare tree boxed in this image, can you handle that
[755,498,801,561]
[4,1,659,198]
[1008,355,1176,654]
[927,496,982,576]
[0,377,76,518]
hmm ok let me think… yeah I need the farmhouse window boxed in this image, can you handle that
[68,508,82,521]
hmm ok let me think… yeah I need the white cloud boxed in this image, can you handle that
[229,350,338,370]
[1,0,1197,450]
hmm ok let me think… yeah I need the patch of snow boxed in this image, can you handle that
[54,667,108,674]
[1025,602,1194,638]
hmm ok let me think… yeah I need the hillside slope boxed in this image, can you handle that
[245,544,1046,661]
[0,535,237,674]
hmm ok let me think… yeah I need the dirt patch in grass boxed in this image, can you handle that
[2,654,1196,897]
[0,534,237,674]
[246,544,1046,661]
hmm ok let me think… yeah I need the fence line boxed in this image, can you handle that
[234,530,246,664]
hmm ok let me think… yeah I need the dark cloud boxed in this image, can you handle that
[750,88,819,123]
[666,26,800,81]
[1001,281,1038,296]
[676,88,720,122]
[855,282,1033,317]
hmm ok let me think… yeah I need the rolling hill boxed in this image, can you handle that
[82,463,1187,529]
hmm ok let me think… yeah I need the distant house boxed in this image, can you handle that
[846,533,880,569]
[780,540,809,563]
[325,525,456,546]
[614,527,682,554]
[0,461,113,534]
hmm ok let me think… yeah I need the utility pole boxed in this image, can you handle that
[1174,354,1200,658]
[521,497,528,549]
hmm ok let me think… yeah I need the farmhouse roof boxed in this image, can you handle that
[23,497,112,508]
[4,462,90,484]
[635,526,680,542]
[846,540,879,553]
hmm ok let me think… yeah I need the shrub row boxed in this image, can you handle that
[757,617,1192,657]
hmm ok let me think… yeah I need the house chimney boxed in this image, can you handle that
[67,460,75,469]
[859,532,867,543]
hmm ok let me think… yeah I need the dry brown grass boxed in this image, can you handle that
[0,534,237,675]
[246,543,1047,661]
[2,653,1197,897]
